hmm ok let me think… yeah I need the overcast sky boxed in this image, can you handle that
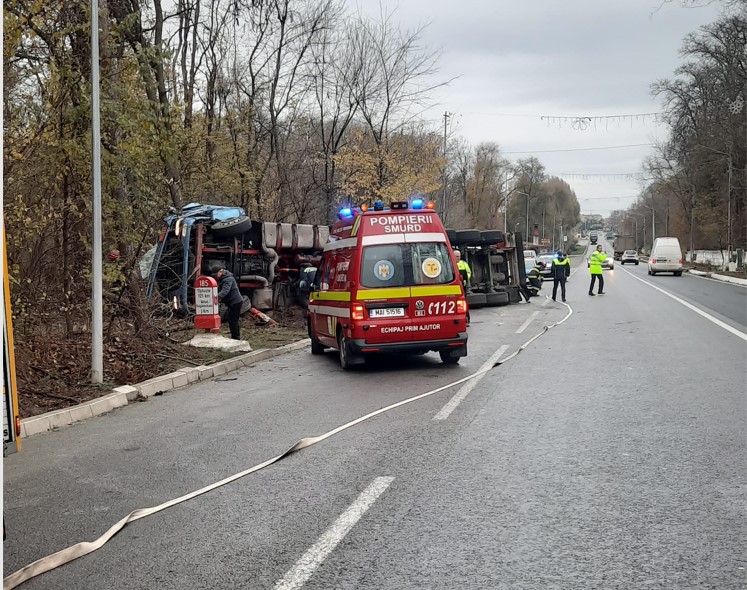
[357,0,722,216]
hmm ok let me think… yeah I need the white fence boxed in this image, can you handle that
[686,249,743,270]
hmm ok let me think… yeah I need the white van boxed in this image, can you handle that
[648,237,683,276]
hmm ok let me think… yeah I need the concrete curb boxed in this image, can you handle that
[20,339,311,439]
[686,268,747,286]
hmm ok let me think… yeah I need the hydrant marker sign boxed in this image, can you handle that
[195,287,218,315]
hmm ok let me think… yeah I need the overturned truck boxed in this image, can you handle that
[445,228,528,308]
[146,204,329,315]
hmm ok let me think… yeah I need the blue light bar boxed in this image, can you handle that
[411,198,424,209]
[337,207,353,219]
[374,200,384,211]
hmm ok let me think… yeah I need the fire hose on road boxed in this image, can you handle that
[4,299,574,590]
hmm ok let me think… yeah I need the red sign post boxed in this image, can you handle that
[194,276,221,333]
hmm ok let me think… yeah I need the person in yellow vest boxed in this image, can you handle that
[588,245,607,296]
[551,252,571,302]
[454,249,471,288]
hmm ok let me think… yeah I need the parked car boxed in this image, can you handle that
[620,250,639,265]
[648,237,683,276]
[587,251,614,270]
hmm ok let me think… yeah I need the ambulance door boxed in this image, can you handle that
[355,243,413,344]
[313,256,335,343]
[408,241,464,341]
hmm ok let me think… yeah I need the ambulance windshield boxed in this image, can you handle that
[360,242,455,288]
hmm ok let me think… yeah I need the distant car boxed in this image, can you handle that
[524,250,537,261]
[587,251,614,270]
[620,250,639,265]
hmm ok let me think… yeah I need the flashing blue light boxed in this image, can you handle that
[411,198,424,209]
[338,207,353,219]
[374,200,384,211]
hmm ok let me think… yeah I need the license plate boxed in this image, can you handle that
[370,307,405,318]
[658,258,667,262]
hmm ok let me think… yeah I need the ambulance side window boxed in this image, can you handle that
[410,242,455,284]
[360,245,406,288]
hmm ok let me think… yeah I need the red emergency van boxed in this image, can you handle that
[307,199,468,369]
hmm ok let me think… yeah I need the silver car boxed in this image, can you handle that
[620,250,639,265]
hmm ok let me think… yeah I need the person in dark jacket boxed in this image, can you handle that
[551,252,571,302]
[526,262,544,298]
[215,268,244,339]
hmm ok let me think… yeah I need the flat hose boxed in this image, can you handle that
[4,299,573,590]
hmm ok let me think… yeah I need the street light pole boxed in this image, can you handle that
[91,0,103,384]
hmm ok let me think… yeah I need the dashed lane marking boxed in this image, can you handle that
[273,477,394,590]
[516,311,539,334]
[433,345,510,421]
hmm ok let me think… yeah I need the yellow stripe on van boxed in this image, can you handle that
[355,285,462,300]
[410,285,462,297]
[312,292,351,302]
[355,287,411,300]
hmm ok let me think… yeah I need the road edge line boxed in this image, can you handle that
[619,267,747,341]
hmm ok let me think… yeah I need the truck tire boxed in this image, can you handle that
[480,230,504,245]
[485,291,509,306]
[466,292,487,309]
[456,229,481,246]
[211,216,253,239]
[492,272,506,283]
[446,229,458,245]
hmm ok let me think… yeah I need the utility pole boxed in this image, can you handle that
[91,0,103,384]
[441,111,450,217]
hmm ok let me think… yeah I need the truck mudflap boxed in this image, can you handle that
[348,333,467,356]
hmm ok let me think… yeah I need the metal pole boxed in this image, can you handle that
[91,0,103,384]
[525,192,530,242]
[727,156,732,262]
[441,111,450,217]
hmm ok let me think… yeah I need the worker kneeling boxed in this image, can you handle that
[526,262,544,298]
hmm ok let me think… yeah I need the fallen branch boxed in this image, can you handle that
[24,390,81,404]
[155,353,201,366]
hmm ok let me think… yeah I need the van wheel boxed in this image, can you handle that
[308,320,325,355]
[439,350,460,365]
[338,331,352,370]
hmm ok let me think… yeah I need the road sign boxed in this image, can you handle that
[194,276,220,333]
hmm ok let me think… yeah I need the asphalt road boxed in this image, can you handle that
[4,248,746,590]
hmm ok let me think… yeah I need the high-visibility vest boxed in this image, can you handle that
[457,260,471,281]
[552,257,570,279]
[589,251,606,274]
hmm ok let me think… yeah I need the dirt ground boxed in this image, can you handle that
[15,309,308,419]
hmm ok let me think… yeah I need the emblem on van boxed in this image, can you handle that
[415,300,425,310]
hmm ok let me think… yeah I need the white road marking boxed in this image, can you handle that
[273,477,394,590]
[619,266,747,342]
[516,311,539,334]
[433,345,510,421]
